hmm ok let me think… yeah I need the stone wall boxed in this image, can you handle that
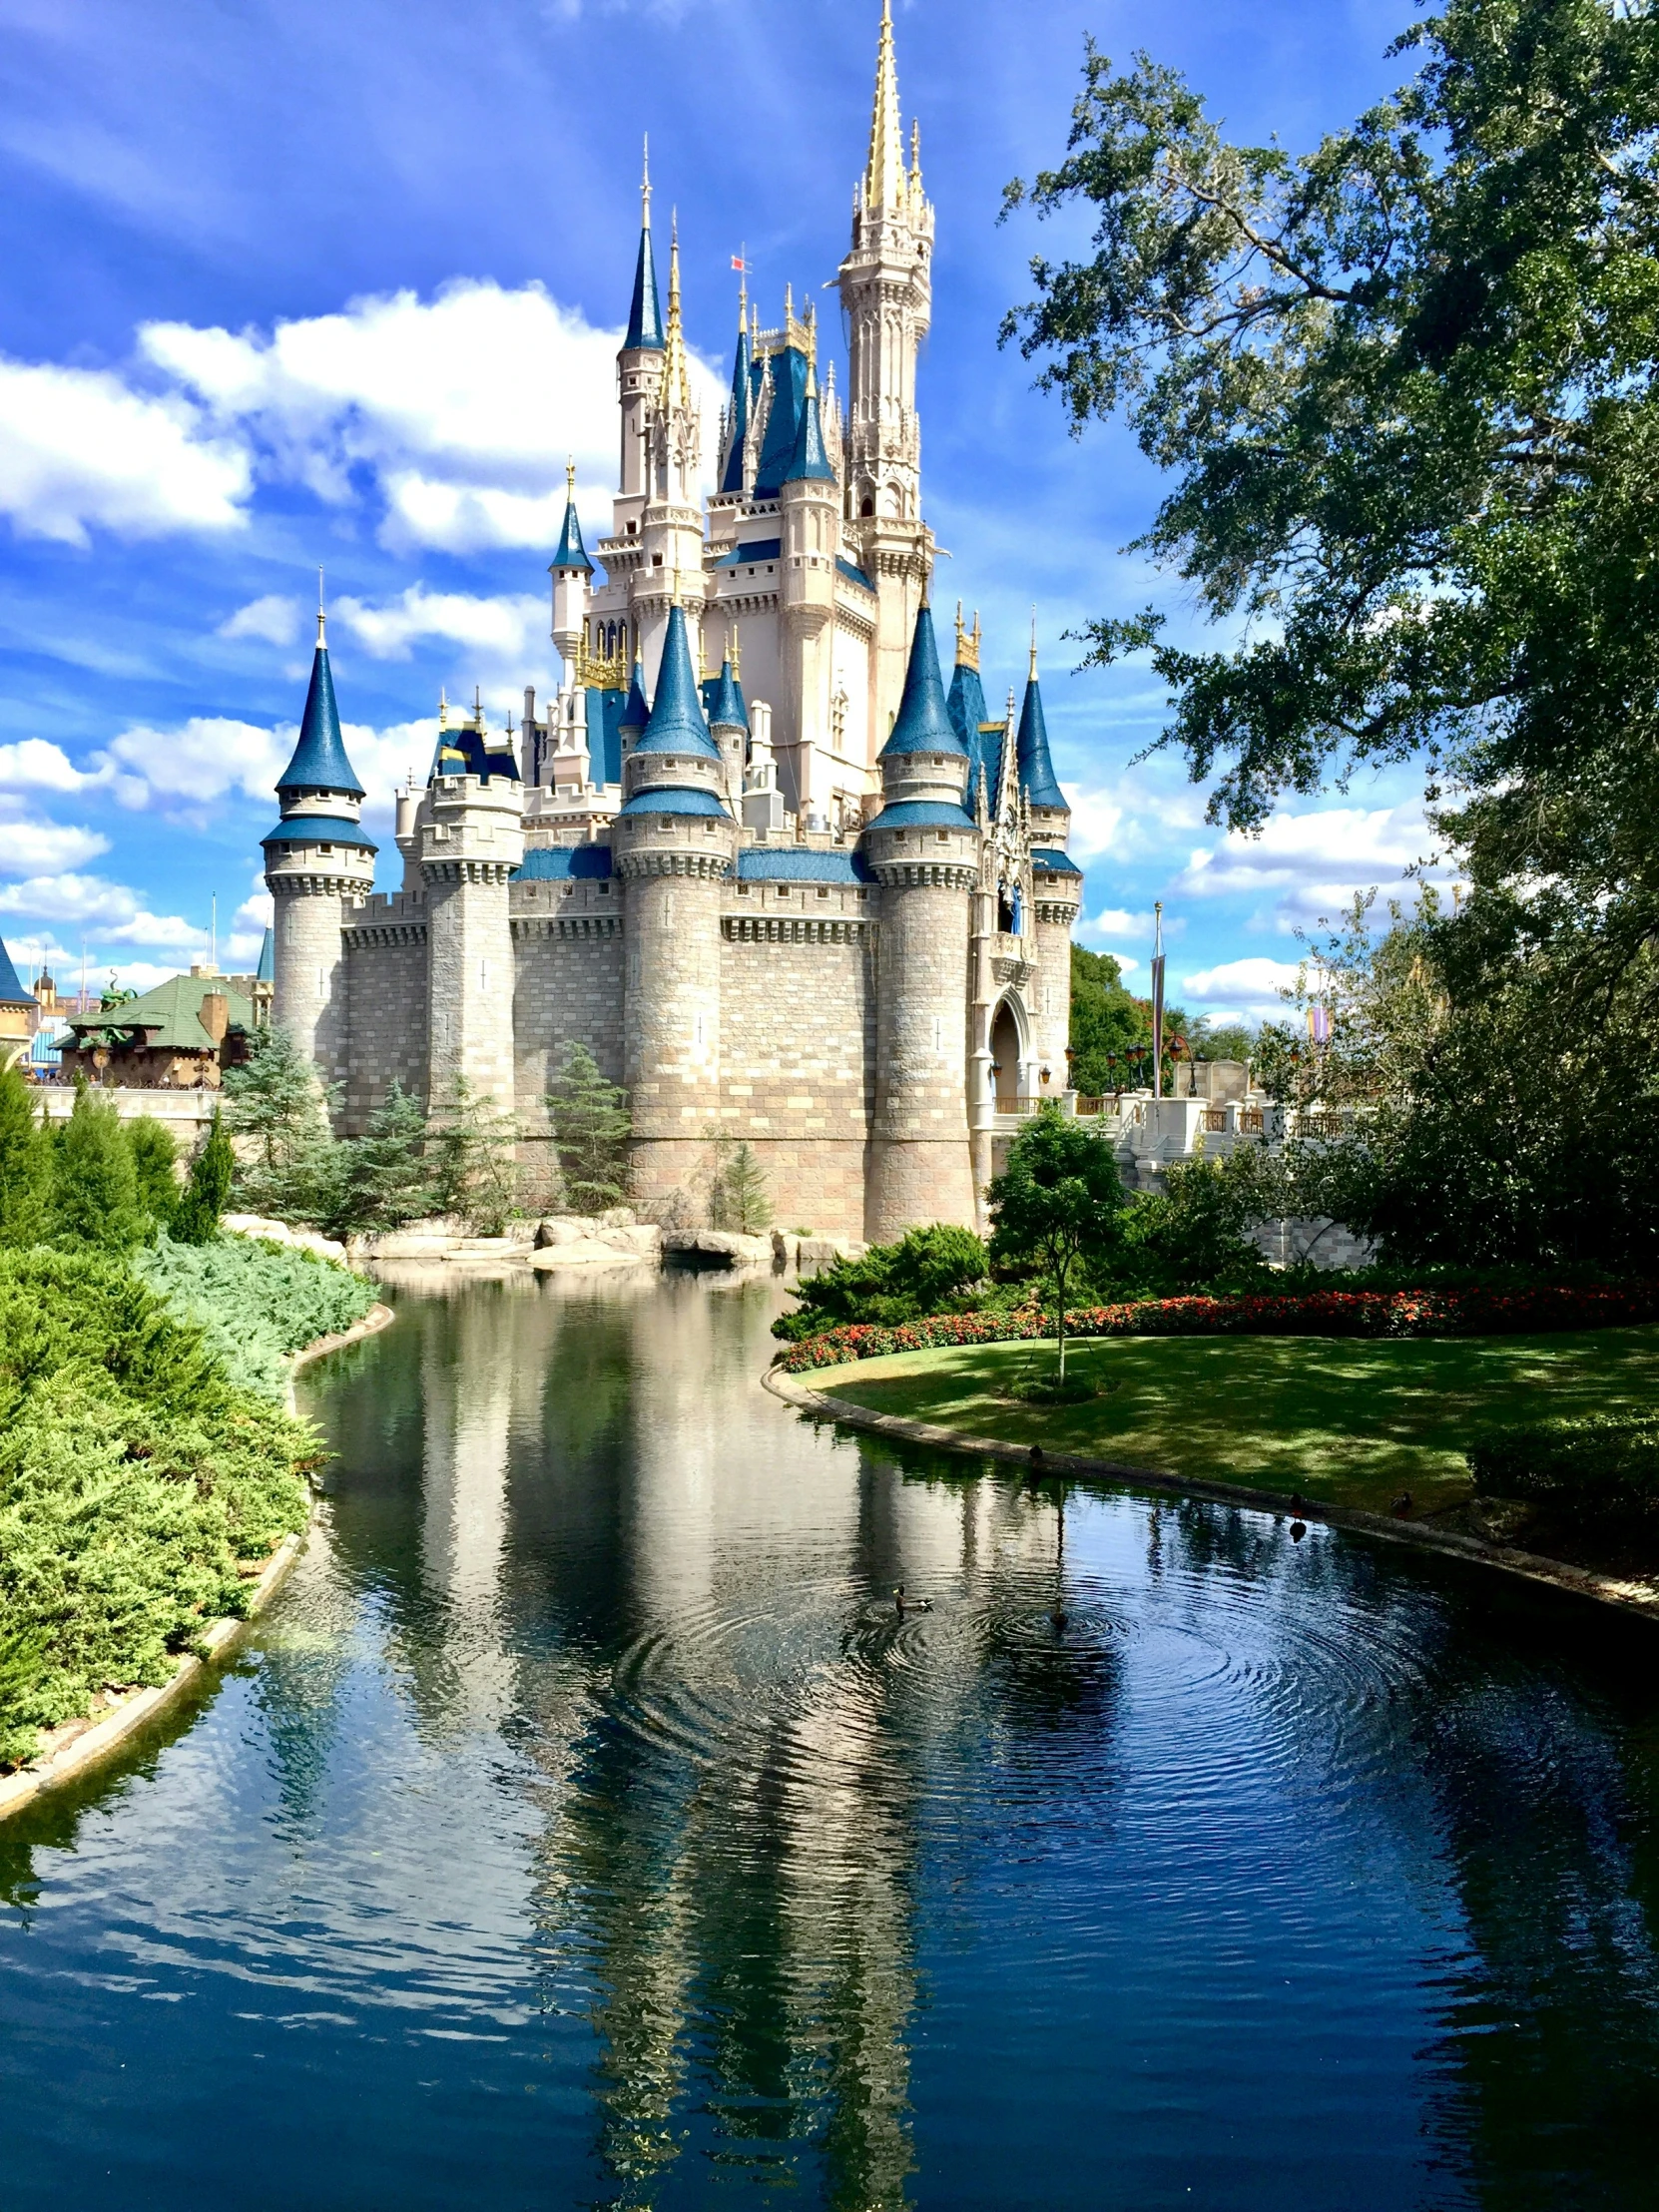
[717,907,874,1238]
[512,902,626,1134]
[340,930,429,1130]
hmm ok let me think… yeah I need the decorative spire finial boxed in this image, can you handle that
[641,136,652,224]
[1029,609,1039,681]
[439,685,448,732]
[663,209,691,410]
[864,0,903,213]
[565,455,576,496]
[316,565,325,647]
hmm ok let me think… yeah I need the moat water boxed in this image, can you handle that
[3,1272,1659,2209]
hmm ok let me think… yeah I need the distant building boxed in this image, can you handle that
[0,935,34,1072]
[59,969,260,1090]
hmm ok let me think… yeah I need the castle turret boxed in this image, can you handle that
[705,656,748,811]
[550,459,594,675]
[780,357,841,820]
[1017,639,1080,1100]
[419,695,524,1117]
[614,600,736,1211]
[718,280,752,497]
[636,216,706,697]
[263,608,376,1084]
[838,0,934,759]
[615,145,666,536]
[860,601,978,1240]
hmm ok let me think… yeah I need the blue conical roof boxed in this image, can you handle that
[706,659,748,731]
[947,657,989,809]
[620,659,650,733]
[719,318,752,496]
[551,487,593,573]
[0,931,34,1010]
[256,925,274,984]
[625,222,665,351]
[783,378,834,484]
[753,345,809,500]
[276,634,365,798]
[636,606,721,758]
[1016,668,1066,810]
[880,604,967,759]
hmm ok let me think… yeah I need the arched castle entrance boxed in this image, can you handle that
[989,994,1029,1112]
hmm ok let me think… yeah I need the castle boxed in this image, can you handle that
[263,1,1081,1241]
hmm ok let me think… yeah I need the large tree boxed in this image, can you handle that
[1002,0,1659,964]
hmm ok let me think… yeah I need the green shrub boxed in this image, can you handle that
[126,1114,180,1236]
[775,1223,988,1342]
[52,1082,146,1251]
[0,1249,319,1767]
[134,1231,376,1398]
[0,1063,50,1250]
[172,1108,234,1245]
[1468,1417,1659,1533]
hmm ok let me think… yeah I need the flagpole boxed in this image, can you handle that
[1151,901,1166,1101]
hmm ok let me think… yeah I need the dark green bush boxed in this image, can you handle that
[774,1223,988,1342]
[1467,1417,1659,1532]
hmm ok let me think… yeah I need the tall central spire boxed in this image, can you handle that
[663,211,692,413]
[625,139,665,352]
[864,0,904,212]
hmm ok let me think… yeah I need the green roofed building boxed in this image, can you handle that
[60,971,257,1091]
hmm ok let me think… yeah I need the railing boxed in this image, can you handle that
[1292,1112,1354,1141]
[1201,1107,1228,1134]
[993,1094,1053,1117]
[1239,1108,1264,1135]
[1075,1094,1107,1116]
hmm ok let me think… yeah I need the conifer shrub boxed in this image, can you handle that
[135,1231,376,1398]
[51,1082,146,1251]
[0,1062,49,1250]
[126,1114,180,1237]
[172,1109,235,1245]
[547,1045,631,1214]
[775,1223,988,1342]
[0,1250,319,1768]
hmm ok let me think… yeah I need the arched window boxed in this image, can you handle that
[859,495,874,518]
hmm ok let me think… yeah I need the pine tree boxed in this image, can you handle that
[172,1108,235,1245]
[52,1080,146,1251]
[427,1076,519,1235]
[126,1114,179,1236]
[221,1024,338,1224]
[326,1084,433,1236]
[0,1061,49,1250]
[716,1141,772,1235]
[546,1044,631,1214]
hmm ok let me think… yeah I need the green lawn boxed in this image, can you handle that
[812,1328,1659,1515]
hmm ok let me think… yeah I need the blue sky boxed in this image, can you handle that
[0,0,1450,1021]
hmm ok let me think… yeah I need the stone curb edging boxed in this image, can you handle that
[0,1300,397,1825]
[762,1364,1659,1627]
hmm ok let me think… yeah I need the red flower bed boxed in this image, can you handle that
[777,1283,1659,1372]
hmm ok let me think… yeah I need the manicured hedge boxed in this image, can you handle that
[777,1283,1659,1372]
[136,1231,377,1398]
[1469,1417,1659,1531]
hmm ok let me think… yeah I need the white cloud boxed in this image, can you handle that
[1078,904,1156,944]
[141,278,724,553]
[1174,800,1451,927]
[1182,956,1302,1017]
[0,800,109,874]
[335,586,548,664]
[0,355,250,546]
[0,739,98,793]
[1065,791,1125,863]
[101,716,289,811]
[219,594,302,646]
[0,870,205,948]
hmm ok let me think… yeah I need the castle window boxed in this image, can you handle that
[318,843,333,854]
[936,830,949,843]
[652,553,663,566]
[737,883,751,896]
[860,496,873,518]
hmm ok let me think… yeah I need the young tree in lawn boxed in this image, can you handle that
[52,1080,147,1252]
[172,1108,236,1245]
[0,1061,50,1250]
[126,1115,179,1237]
[546,1044,631,1213]
[987,1106,1127,1381]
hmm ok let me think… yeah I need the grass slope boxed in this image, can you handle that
[815,1328,1659,1514]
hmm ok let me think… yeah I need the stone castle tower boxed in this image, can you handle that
[263,0,1083,1238]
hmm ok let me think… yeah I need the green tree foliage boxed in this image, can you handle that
[711,1141,773,1234]
[427,1076,519,1235]
[1004,0,1659,1251]
[222,1024,338,1225]
[775,1222,989,1342]
[1068,945,1194,1092]
[547,1044,631,1213]
[988,1108,1127,1378]
[0,1062,49,1250]
[126,1114,179,1236]
[1191,1021,1257,1067]
[1110,1148,1274,1295]
[0,1249,317,1768]
[324,1085,434,1238]
[51,1081,146,1252]
[171,1108,235,1245]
